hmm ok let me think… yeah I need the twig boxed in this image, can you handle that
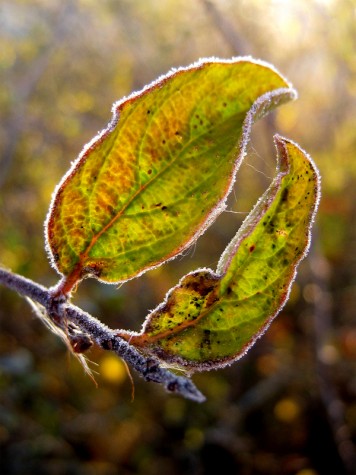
[0,267,205,403]
[0,267,50,307]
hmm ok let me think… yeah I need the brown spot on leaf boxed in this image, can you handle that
[184,273,219,297]
[281,187,289,202]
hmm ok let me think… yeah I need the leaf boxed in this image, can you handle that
[117,136,321,373]
[45,58,296,292]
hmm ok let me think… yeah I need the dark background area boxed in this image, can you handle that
[1,1,355,474]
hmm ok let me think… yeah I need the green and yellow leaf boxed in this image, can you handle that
[45,58,295,293]
[118,136,320,373]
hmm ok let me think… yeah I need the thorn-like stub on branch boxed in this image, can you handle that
[70,335,93,353]
[68,324,94,353]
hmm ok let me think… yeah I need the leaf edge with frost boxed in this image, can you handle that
[45,57,297,293]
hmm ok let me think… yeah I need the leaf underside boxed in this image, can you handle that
[117,136,320,373]
[46,58,295,290]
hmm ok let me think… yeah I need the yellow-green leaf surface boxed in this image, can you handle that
[118,136,320,373]
[46,58,296,292]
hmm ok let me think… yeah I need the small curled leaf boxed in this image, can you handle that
[118,136,321,373]
[45,57,296,293]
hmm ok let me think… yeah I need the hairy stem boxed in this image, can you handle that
[0,266,205,403]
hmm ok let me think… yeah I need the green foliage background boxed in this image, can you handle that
[0,1,355,474]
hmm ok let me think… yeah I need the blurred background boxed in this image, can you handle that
[0,0,355,474]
